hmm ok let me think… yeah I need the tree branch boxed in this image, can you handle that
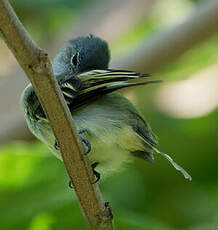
[0,0,114,229]
[0,0,156,144]
[1,1,218,143]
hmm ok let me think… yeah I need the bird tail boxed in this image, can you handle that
[152,147,192,181]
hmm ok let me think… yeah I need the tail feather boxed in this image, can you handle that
[131,150,154,163]
[152,147,192,181]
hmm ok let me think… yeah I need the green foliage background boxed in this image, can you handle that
[0,0,218,229]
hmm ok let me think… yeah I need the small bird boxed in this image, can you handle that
[21,35,191,182]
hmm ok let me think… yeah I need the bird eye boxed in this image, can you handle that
[71,53,78,66]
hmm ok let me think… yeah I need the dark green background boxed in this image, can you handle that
[0,0,218,229]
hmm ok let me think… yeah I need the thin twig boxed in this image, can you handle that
[0,0,114,229]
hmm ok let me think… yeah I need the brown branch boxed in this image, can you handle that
[0,0,114,229]
[0,0,156,144]
[1,0,218,143]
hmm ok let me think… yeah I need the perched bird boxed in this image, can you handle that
[21,35,191,182]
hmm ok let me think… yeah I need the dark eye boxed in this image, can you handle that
[71,53,78,66]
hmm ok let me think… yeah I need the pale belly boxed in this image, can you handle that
[29,116,144,174]
[24,93,147,174]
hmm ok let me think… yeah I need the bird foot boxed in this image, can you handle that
[92,162,101,184]
[53,129,91,155]
[78,129,91,155]
[68,180,73,189]
[54,139,59,150]
[68,162,100,189]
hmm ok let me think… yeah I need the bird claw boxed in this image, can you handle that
[68,180,73,189]
[79,129,91,155]
[53,129,91,155]
[54,139,59,150]
[68,162,100,189]
[91,162,101,184]
[80,136,91,155]
[78,129,87,135]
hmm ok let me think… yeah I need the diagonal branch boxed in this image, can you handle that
[0,0,114,229]
[1,1,218,143]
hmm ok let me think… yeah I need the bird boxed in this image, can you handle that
[21,35,192,182]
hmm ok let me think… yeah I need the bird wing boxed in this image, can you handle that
[60,69,161,109]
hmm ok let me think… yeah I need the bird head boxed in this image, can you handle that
[53,35,110,82]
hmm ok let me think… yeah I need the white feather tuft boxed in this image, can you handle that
[153,147,192,181]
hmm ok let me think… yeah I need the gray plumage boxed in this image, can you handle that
[21,35,191,180]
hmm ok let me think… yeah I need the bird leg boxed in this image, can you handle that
[53,129,91,154]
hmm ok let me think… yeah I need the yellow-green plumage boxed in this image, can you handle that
[21,35,192,180]
[21,85,156,174]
